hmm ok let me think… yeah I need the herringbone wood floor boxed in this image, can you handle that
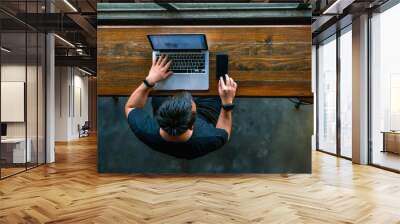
[1,135,400,224]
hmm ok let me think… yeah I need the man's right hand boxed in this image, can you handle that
[145,54,173,86]
[218,74,237,105]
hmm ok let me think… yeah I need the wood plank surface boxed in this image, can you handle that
[2,135,400,223]
[97,26,311,96]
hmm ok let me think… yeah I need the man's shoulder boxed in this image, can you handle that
[127,108,159,135]
[193,123,229,143]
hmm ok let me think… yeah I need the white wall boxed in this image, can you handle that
[72,73,89,138]
[54,67,89,141]
[1,65,26,139]
[1,65,40,138]
[55,67,69,141]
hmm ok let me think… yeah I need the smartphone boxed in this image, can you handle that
[216,54,228,81]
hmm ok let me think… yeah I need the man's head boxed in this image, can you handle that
[156,92,196,136]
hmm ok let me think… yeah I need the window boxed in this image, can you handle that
[370,2,400,171]
[339,26,352,158]
[316,25,353,159]
[317,35,337,154]
[0,1,47,179]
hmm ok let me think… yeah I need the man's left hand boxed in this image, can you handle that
[146,54,173,85]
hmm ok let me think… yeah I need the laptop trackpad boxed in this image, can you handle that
[154,74,208,90]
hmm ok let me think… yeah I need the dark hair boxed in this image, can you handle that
[156,92,196,136]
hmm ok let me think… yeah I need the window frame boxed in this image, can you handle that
[367,1,400,173]
[315,23,353,160]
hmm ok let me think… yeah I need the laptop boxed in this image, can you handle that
[147,34,209,90]
[1,123,7,140]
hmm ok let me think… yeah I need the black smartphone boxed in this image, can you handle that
[216,53,228,81]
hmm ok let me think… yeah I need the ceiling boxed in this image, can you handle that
[0,0,97,74]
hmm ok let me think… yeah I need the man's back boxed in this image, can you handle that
[128,108,228,159]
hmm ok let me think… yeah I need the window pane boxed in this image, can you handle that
[38,32,46,165]
[26,0,39,170]
[1,11,28,178]
[340,27,352,158]
[371,3,400,171]
[27,31,38,169]
[0,0,46,179]
[318,36,337,154]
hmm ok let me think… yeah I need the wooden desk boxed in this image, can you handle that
[98,26,311,97]
[382,131,400,154]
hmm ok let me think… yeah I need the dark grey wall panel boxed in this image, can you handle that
[98,97,313,173]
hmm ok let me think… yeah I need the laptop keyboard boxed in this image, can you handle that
[156,53,206,74]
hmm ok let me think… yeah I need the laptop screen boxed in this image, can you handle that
[148,34,207,51]
[1,123,7,137]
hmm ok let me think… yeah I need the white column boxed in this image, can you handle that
[45,0,56,163]
[46,32,55,163]
[352,14,369,164]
